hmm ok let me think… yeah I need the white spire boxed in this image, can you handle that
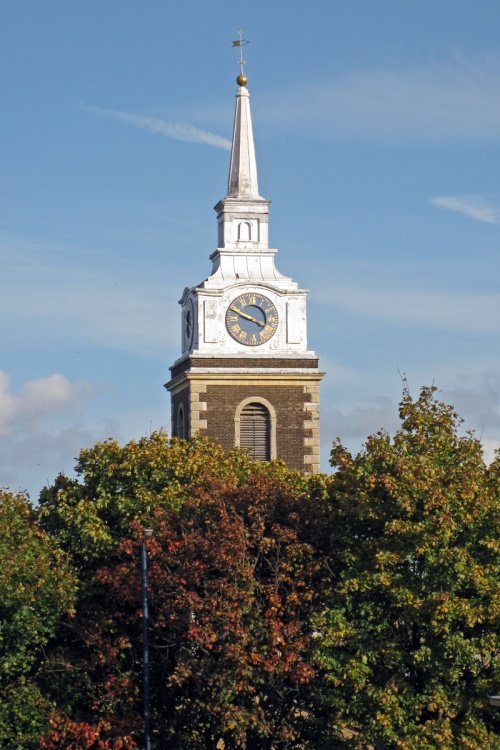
[227,85,261,199]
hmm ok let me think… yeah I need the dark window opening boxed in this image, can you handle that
[177,405,185,439]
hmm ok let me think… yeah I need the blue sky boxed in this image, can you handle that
[1,0,499,496]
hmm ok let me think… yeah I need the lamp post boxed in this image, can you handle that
[141,529,153,750]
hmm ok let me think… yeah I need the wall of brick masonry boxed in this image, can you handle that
[203,383,310,471]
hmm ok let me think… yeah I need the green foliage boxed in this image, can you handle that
[38,431,325,570]
[316,386,500,749]
[5,390,497,749]
[41,465,330,749]
[37,434,329,748]
[0,490,76,748]
[38,433,259,566]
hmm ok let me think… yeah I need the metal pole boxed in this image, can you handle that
[141,531,153,750]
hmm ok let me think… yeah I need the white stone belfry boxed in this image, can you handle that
[175,79,316,360]
[213,83,271,257]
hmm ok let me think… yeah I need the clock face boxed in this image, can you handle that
[225,293,279,346]
[184,298,194,349]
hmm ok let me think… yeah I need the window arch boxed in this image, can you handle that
[234,397,276,461]
[177,404,186,439]
[238,221,251,241]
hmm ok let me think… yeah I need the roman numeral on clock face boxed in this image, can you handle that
[225,293,279,346]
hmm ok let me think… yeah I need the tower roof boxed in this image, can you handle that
[227,83,261,199]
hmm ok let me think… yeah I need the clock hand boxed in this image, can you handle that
[229,306,265,327]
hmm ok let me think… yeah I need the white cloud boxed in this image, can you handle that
[259,54,500,143]
[320,381,500,469]
[323,396,399,442]
[0,371,93,436]
[442,375,500,464]
[432,195,500,224]
[445,375,500,430]
[0,370,99,496]
[481,438,499,465]
[85,106,231,151]
[0,424,94,495]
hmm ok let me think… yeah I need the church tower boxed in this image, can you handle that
[166,63,323,473]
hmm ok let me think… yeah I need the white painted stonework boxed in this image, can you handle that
[227,86,260,200]
[174,83,316,363]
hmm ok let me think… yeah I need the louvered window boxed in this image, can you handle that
[240,402,271,461]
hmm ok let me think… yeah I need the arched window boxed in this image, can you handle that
[239,402,271,461]
[177,404,186,439]
[238,221,251,241]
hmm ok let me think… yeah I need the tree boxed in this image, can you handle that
[38,433,279,568]
[39,434,330,749]
[0,490,76,749]
[35,393,499,749]
[316,386,500,749]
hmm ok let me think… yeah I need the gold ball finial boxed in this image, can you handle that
[236,74,248,87]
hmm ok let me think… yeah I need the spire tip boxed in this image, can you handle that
[232,29,250,85]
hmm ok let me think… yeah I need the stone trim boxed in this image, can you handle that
[167,371,324,392]
[170,356,319,379]
[302,382,320,473]
[189,382,207,435]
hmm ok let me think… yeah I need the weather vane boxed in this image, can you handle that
[231,29,250,86]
